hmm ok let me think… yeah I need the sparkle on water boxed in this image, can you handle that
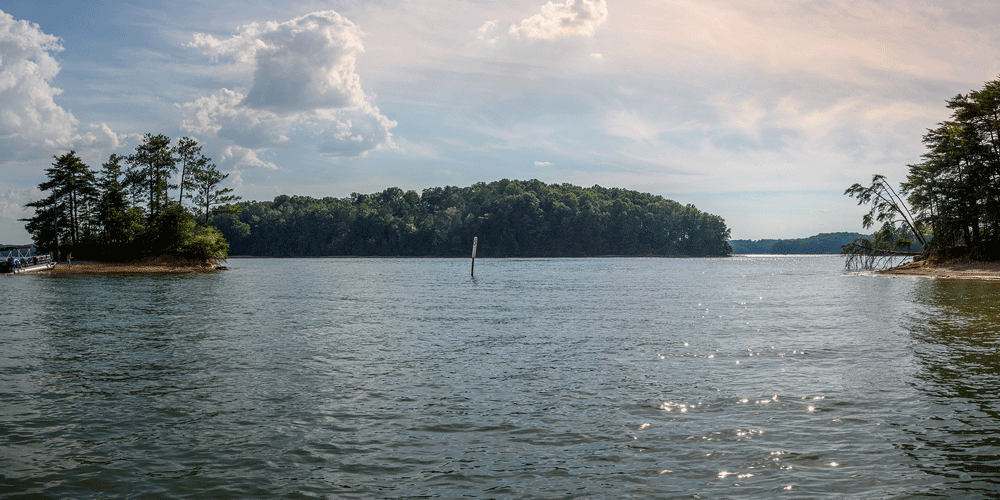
[2,255,1000,498]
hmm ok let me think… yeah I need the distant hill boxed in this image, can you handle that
[730,232,869,254]
[728,239,778,254]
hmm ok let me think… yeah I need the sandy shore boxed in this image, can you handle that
[877,259,1000,280]
[40,257,225,275]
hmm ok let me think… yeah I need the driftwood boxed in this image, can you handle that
[843,242,920,271]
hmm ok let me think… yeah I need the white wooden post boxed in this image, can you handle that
[471,236,478,277]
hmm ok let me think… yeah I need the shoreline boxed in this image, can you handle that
[877,258,1000,280]
[23,254,1000,279]
[39,257,225,275]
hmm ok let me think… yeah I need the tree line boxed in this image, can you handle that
[209,179,732,257]
[847,76,1000,257]
[729,232,880,254]
[23,134,238,261]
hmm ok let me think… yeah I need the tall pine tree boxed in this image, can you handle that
[22,151,97,254]
[188,163,240,224]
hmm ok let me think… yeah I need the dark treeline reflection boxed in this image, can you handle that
[209,179,732,257]
[901,279,1000,494]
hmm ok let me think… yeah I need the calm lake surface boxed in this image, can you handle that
[3,256,1000,498]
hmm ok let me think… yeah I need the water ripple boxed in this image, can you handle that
[2,257,999,498]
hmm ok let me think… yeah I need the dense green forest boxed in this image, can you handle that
[22,134,236,261]
[210,179,732,257]
[847,76,1000,258]
[731,232,875,254]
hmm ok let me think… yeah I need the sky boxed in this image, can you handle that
[2,0,1000,244]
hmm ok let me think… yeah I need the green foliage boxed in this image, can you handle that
[136,205,229,260]
[23,134,234,262]
[855,75,1000,252]
[210,212,251,241]
[845,174,926,248]
[145,204,197,254]
[96,154,145,248]
[175,136,209,207]
[185,225,230,260]
[22,150,99,254]
[213,180,732,257]
[127,133,176,218]
[870,223,923,252]
[188,162,240,224]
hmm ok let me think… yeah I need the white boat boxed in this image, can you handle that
[1,245,56,274]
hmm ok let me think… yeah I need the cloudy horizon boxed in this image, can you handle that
[3,0,999,244]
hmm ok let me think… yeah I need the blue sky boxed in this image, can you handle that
[2,0,999,244]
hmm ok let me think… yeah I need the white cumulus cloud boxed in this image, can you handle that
[315,103,397,158]
[510,0,608,40]
[181,10,395,163]
[0,10,120,162]
[179,88,293,150]
[220,145,278,171]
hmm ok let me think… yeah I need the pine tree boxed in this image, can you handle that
[127,133,176,219]
[22,151,97,253]
[175,137,209,208]
[188,163,241,224]
[96,154,144,248]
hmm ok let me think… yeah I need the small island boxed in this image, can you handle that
[20,134,236,274]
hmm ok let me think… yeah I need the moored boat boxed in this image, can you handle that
[1,245,56,274]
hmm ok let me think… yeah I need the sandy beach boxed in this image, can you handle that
[40,257,225,275]
[878,258,1000,280]
[21,255,1000,279]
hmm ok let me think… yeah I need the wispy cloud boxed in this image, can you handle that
[476,19,501,44]
[0,188,38,243]
[0,189,34,219]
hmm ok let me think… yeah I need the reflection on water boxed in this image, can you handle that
[902,279,1000,496]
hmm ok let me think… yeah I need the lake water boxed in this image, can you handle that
[2,256,1000,498]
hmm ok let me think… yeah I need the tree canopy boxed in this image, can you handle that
[22,136,235,261]
[847,75,1000,256]
[211,179,732,257]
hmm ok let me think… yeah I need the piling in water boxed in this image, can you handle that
[471,237,478,277]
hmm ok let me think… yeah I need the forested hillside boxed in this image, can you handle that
[770,232,871,254]
[730,232,870,254]
[211,179,732,257]
[727,239,778,254]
